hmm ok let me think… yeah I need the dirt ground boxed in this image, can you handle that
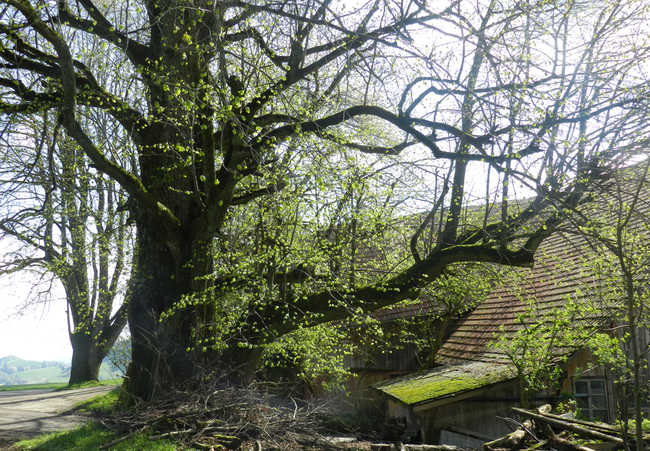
[0,385,118,449]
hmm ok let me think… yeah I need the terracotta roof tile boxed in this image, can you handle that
[436,230,618,365]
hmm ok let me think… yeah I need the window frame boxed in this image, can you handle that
[573,378,608,422]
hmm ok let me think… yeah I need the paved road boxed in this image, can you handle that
[0,385,118,443]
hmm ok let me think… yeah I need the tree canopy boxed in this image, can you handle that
[1,0,649,400]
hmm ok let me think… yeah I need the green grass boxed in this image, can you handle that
[56,379,122,391]
[74,388,121,414]
[0,382,67,391]
[0,379,121,392]
[13,423,183,451]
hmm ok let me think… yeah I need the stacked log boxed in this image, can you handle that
[484,405,647,451]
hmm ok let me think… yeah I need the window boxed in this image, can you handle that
[574,379,608,422]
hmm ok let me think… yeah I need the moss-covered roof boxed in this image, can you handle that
[372,361,516,406]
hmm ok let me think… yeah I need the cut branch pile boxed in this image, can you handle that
[98,378,365,451]
[484,405,648,451]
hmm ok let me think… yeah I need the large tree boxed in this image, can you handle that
[0,110,132,384]
[1,0,649,401]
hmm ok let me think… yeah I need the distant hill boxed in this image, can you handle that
[0,355,122,386]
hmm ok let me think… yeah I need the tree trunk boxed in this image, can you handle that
[420,314,453,371]
[624,270,643,451]
[119,5,236,398]
[123,194,220,400]
[68,331,102,385]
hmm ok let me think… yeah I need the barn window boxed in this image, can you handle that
[574,379,608,422]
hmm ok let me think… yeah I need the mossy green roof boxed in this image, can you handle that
[372,361,515,406]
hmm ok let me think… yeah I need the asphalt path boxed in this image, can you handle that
[0,385,117,444]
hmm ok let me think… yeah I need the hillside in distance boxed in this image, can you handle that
[0,355,122,385]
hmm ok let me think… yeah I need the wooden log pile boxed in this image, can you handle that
[484,405,647,451]
[370,444,461,451]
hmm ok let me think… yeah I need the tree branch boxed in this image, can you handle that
[230,182,287,206]
[259,105,525,163]
[264,240,538,337]
[58,0,149,67]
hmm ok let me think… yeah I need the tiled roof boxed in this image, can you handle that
[436,230,615,364]
[369,298,437,322]
[372,231,613,406]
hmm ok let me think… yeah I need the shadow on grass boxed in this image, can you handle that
[14,424,112,451]
[14,424,181,451]
[72,388,121,415]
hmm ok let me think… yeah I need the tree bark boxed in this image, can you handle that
[123,214,210,399]
[68,332,102,384]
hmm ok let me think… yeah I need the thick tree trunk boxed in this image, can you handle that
[219,345,266,384]
[120,8,231,398]
[124,198,219,400]
[68,332,102,385]
[67,309,127,385]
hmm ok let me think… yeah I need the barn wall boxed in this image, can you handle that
[344,321,431,372]
[411,351,620,444]
[415,380,530,443]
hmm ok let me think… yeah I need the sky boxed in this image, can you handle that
[0,273,72,363]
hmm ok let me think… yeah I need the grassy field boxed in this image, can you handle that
[0,382,67,391]
[0,357,44,369]
[0,379,121,392]
[0,355,123,386]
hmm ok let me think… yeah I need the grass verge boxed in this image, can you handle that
[74,388,121,414]
[12,424,182,451]
[0,379,121,392]
[12,389,190,451]
[0,383,66,391]
[55,379,122,391]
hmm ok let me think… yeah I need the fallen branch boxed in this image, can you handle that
[405,446,462,451]
[148,427,240,441]
[511,407,623,444]
[521,438,550,451]
[534,410,622,436]
[548,436,597,451]
[484,420,533,450]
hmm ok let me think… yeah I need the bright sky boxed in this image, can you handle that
[0,274,72,363]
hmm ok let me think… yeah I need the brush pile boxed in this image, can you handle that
[484,405,646,451]
[97,377,369,451]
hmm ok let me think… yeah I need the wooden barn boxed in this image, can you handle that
[368,224,648,445]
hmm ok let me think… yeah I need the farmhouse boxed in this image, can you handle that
[361,175,650,445]
[364,229,630,444]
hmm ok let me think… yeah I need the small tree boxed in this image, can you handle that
[491,295,592,407]
[400,263,494,371]
[106,334,132,376]
[570,163,650,450]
